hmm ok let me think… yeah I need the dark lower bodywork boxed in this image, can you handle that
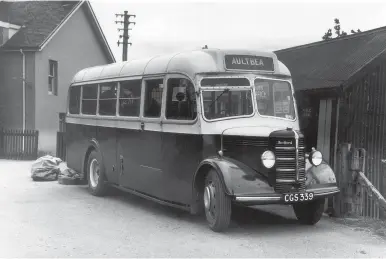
[201,156,339,206]
[65,123,339,212]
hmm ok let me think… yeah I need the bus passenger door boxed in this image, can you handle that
[134,77,165,198]
[115,79,144,191]
[160,75,201,204]
[117,78,165,199]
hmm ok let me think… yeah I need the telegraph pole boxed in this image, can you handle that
[116,11,136,61]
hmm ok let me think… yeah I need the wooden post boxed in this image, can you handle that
[335,143,351,216]
[333,97,340,173]
[34,131,39,160]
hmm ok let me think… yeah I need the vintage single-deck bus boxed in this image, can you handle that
[65,48,340,232]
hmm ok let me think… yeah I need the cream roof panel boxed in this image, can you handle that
[119,57,154,77]
[98,63,124,78]
[80,66,105,82]
[71,49,291,84]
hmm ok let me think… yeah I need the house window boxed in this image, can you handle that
[48,60,58,95]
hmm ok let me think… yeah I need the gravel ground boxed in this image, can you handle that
[1,159,386,258]
[331,216,386,239]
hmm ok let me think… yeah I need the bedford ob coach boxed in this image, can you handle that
[65,48,340,232]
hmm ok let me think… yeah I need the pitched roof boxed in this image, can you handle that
[0,0,115,62]
[274,26,386,92]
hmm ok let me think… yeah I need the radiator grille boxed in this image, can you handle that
[274,136,306,193]
[221,134,306,194]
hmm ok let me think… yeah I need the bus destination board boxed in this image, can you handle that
[224,55,274,72]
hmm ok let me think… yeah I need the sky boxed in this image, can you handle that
[89,0,386,62]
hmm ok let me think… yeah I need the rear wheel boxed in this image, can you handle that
[293,198,325,225]
[87,150,108,196]
[203,169,232,232]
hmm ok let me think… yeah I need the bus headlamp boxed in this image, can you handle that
[309,149,322,166]
[261,150,275,168]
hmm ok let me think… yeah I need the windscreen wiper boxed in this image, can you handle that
[208,88,230,110]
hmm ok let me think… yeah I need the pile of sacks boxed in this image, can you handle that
[30,155,83,185]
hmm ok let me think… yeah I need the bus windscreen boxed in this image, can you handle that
[200,78,250,87]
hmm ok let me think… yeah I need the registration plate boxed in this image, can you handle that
[283,192,314,203]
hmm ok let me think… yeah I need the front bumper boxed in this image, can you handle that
[233,186,340,205]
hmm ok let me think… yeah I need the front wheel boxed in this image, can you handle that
[203,169,232,232]
[292,198,325,225]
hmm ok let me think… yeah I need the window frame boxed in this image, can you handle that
[97,81,118,117]
[163,75,198,123]
[201,88,254,121]
[252,76,297,122]
[141,76,165,121]
[199,75,255,122]
[66,74,200,126]
[68,85,81,115]
[118,79,142,118]
[80,84,98,116]
[48,60,58,96]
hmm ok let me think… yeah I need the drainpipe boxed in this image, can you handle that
[20,49,25,152]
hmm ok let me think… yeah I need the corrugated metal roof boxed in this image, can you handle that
[275,26,386,91]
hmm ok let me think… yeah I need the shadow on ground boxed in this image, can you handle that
[76,185,301,233]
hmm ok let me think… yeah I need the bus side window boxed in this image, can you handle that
[119,80,141,117]
[144,79,163,118]
[99,82,117,116]
[165,78,197,120]
[81,84,98,115]
[68,85,81,114]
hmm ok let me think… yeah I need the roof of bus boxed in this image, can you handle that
[71,48,292,84]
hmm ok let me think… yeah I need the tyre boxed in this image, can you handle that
[292,198,325,225]
[203,169,232,232]
[87,150,108,196]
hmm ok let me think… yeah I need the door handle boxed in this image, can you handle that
[120,155,124,175]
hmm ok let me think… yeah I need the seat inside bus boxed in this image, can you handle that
[166,79,196,120]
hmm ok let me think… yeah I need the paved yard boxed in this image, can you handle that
[0,159,386,257]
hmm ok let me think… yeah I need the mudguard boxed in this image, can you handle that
[305,159,338,188]
[194,156,275,197]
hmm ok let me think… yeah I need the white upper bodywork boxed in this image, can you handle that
[68,48,299,136]
[71,48,291,85]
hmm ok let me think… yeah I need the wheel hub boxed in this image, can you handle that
[204,186,211,209]
[204,183,215,211]
[89,158,100,187]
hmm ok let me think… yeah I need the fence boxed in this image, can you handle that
[335,144,385,219]
[0,128,39,160]
[56,131,66,161]
[335,62,386,219]
[356,171,386,217]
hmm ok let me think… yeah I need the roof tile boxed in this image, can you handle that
[0,1,80,49]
